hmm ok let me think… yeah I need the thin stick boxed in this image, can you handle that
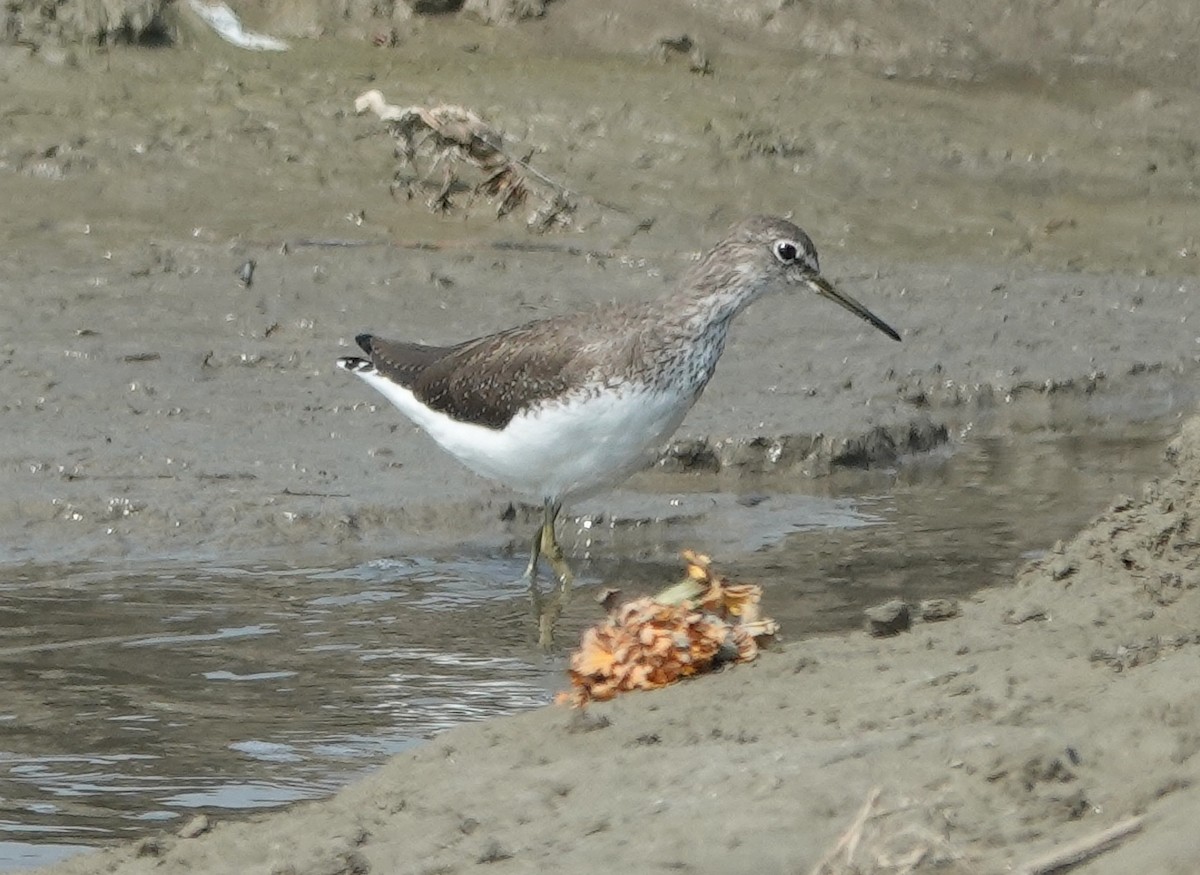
[1016,815,1145,875]
[276,237,614,258]
[809,787,882,875]
[287,238,389,248]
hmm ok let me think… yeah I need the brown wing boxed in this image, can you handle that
[360,313,629,430]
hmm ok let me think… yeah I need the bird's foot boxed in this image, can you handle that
[522,501,574,649]
[523,565,572,650]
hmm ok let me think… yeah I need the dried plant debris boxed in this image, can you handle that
[809,788,963,875]
[654,34,712,75]
[354,89,575,230]
[557,551,779,706]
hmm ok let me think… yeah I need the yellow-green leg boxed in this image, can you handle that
[523,499,574,648]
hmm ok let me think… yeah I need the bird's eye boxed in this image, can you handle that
[773,240,799,263]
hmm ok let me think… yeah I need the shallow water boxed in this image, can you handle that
[0,423,1172,870]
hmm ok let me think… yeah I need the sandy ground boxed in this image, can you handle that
[31,418,1200,873]
[3,0,1199,871]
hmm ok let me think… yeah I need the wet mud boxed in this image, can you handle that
[1,0,1199,871]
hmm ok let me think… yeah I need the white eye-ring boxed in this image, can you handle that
[773,239,799,263]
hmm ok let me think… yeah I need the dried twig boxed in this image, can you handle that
[810,787,882,875]
[808,789,962,875]
[1015,816,1145,875]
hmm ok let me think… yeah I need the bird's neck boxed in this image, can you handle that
[628,260,768,396]
[667,254,769,334]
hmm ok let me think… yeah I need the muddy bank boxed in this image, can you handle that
[2,0,1200,870]
[10,0,1200,89]
[3,28,1198,564]
[33,414,1200,874]
[3,240,1197,569]
[5,2,1200,274]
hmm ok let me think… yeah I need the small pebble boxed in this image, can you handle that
[1049,557,1077,580]
[134,836,163,857]
[919,598,961,622]
[1004,602,1048,625]
[237,259,256,287]
[865,599,911,636]
[177,813,211,839]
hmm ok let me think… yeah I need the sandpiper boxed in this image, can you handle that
[337,215,900,641]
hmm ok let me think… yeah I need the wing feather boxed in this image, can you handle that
[359,309,642,430]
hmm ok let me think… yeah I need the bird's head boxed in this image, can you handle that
[718,215,901,342]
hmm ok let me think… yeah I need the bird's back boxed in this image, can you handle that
[350,302,673,431]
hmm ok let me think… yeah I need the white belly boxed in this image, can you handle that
[356,370,692,503]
